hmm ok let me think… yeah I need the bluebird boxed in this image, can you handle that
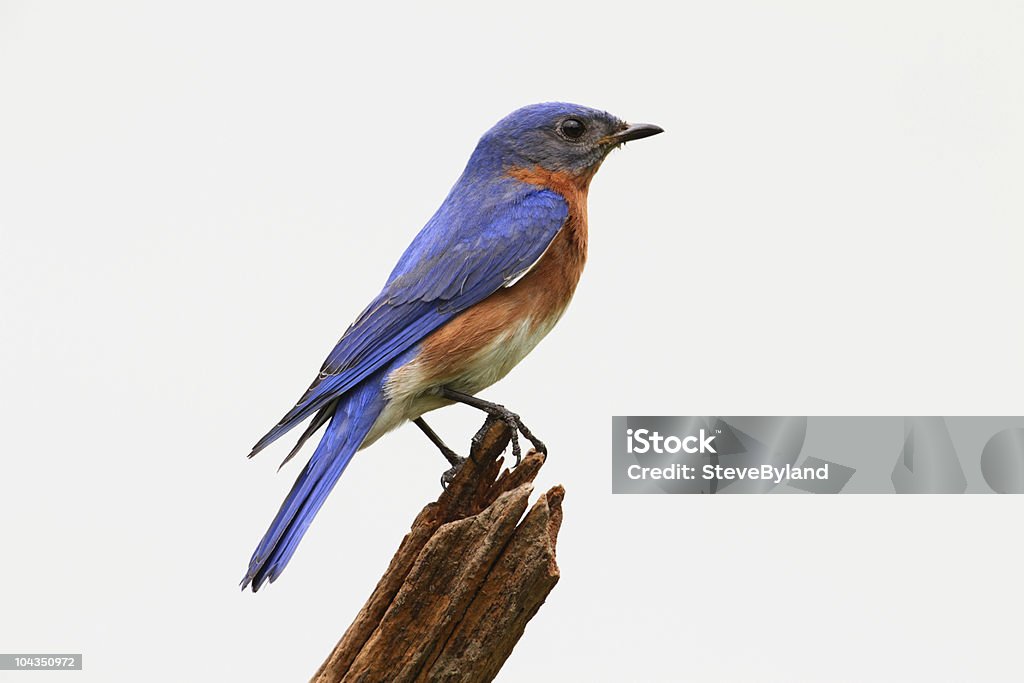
[242,102,662,591]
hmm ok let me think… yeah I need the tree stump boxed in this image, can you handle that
[311,417,565,683]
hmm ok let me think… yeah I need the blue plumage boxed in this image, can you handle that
[243,103,661,590]
[242,365,387,591]
[247,183,568,459]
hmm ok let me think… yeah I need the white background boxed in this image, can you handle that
[2,2,1022,681]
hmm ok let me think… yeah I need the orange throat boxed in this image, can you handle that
[506,164,591,270]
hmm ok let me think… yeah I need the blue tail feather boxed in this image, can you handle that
[241,378,385,591]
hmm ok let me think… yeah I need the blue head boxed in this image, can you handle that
[470,102,662,179]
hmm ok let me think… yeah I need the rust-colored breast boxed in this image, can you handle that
[411,166,591,386]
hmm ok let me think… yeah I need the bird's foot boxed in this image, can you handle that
[440,455,467,489]
[437,443,463,468]
[439,388,547,468]
[486,404,546,466]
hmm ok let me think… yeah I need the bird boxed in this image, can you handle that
[242,102,662,591]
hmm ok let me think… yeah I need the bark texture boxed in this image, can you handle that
[311,417,564,683]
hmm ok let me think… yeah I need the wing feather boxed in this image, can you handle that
[249,184,568,457]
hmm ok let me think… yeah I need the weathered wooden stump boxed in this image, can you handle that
[312,417,564,683]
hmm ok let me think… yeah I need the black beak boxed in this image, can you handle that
[606,122,664,144]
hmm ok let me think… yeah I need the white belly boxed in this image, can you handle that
[361,312,562,448]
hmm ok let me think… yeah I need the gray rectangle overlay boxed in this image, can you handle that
[612,416,1024,494]
[0,654,82,670]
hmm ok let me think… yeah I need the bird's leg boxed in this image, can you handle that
[414,417,463,466]
[414,417,465,488]
[439,387,547,466]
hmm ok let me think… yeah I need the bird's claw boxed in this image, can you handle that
[440,455,467,489]
[488,404,545,466]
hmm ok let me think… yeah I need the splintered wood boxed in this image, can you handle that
[312,418,564,683]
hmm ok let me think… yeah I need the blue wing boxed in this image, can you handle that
[249,182,568,457]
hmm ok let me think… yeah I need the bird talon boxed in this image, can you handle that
[487,406,525,466]
[440,456,467,489]
[497,408,546,463]
[509,430,522,466]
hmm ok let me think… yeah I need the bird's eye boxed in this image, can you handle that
[558,118,586,140]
